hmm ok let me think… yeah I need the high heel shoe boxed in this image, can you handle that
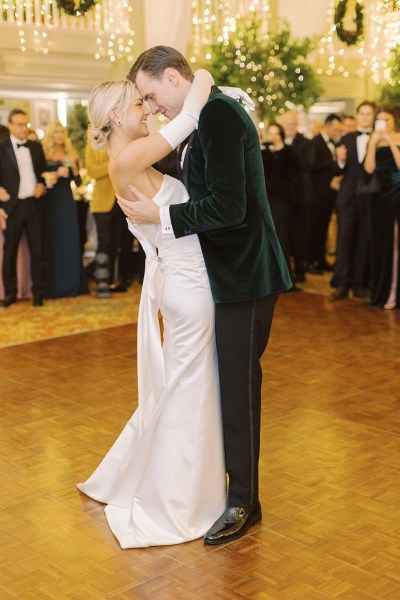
[384,300,396,310]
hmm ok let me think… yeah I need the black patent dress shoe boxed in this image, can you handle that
[32,296,44,307]
[1,295,16,308]
[204,501,262,545]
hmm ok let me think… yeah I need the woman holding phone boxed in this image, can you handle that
[364,106,400,309]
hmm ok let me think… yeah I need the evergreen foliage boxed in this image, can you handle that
[67,103,88,161]
[379,45,400,106]
[204,17,323,122]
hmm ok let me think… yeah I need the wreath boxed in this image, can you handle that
[56,0,96,17]
[334,0,364,46]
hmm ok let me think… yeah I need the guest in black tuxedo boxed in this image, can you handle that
[341,114,357,135]
[261,123,299,284]
[308,113,342,274]
[0,124,10,142]
[280,111,314,283]
[0,109,47,307]
[0,126,9,231]
[329,101,376,301]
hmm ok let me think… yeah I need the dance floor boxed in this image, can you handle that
[0,283,399,599]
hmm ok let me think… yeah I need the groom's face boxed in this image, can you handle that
[135,70,185,121]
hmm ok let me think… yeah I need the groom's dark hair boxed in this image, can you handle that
[127,46,194,83]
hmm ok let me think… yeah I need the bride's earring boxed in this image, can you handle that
[117,119,121,126]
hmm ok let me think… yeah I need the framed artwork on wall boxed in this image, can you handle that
[33,100,56,130]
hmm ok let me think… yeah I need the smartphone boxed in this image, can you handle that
[375,119,386,131]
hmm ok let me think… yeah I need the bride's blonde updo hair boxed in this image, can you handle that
[87,79,136,150]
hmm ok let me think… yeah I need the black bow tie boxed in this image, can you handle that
[16,142,27,148]
[356,130,370,136]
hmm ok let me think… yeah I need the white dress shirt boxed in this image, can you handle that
[321,130,336,159]
[10,135,37,199]
[160,145,189,236]
[356,132,370,163]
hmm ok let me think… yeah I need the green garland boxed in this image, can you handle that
[56,0,96,17]
[334,0,364,46]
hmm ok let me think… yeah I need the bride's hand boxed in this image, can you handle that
[219,86,255,111]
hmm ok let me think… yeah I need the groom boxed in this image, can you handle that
[119,46,292,545]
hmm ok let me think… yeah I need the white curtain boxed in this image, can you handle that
[142,1,331,54]
[278,0,331,39]
[143,0,192,54]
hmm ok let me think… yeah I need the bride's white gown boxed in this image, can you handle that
[78,175,227,548]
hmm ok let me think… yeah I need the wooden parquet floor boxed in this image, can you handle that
[0,284,399,599]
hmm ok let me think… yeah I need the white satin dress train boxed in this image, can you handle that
[77,175,227,548]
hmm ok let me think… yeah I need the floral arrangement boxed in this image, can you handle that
[334,0,364,46]
[55,0,96,17]
[71,169,94,202]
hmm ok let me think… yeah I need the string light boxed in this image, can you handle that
[1,0,134,62]
[317,0,400,86]
[191,0,270,63]
[94,0,135,62]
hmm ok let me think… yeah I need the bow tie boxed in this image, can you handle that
[16,142,27,148]
[356,130,371,136]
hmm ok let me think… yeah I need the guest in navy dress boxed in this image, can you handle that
[364,107,400,309]
[42,121,88,298]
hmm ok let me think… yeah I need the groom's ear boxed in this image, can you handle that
[163,68,179,87]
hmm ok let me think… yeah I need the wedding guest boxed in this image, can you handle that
[311,120,324,138]
[0,109,47,307]
[0,124,10,142]
[261,123,299,285]
[85,143,138,297]
[42,120,88,298]
[341,114,357,135]
[308,113,342,274]
[329,101,376,301]
[364,106,400,309]
[280,111,314,283]
[0,121,33,300]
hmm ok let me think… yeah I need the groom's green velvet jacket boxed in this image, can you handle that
[169,92,292,303]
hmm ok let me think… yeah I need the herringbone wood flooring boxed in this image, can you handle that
[0,285,399,599]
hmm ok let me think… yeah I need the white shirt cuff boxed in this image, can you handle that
[160,206,173,235]
[337,160,346,169]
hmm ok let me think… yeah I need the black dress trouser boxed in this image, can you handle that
[335,194,369,289]
[215,293,278,507]
[93,201,134,283]
[2,198,45,297]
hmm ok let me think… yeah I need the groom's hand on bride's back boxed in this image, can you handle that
[117,186,160,224]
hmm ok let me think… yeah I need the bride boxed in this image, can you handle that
[77,70,228,548]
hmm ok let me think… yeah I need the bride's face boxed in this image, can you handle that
[125,88,151,139]
[135,70,184,120]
